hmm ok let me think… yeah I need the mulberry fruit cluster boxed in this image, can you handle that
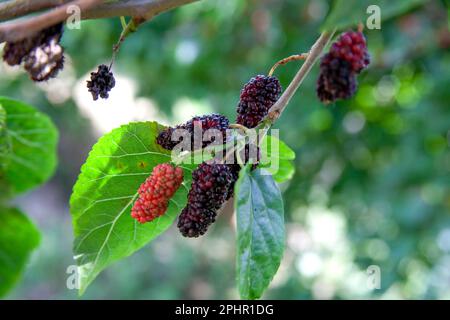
[177,162,235,237]
[87,64,116,101]
[155,73,282,238]
[2,23,64,81]
[156,114,230,151]
[131,163,184,224]
[236,75,282,129]
[317,31,370,103]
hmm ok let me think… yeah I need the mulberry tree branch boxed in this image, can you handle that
[0,0,200,43]
[0,0,102,43]
[0,0,71,21]
[265,30,336,124]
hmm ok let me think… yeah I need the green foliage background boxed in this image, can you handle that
[0,0,449,299]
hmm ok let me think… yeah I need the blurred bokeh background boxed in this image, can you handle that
[1,0,450,299]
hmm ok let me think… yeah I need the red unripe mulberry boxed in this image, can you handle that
[329,31,370,74]
[131,163,184,224]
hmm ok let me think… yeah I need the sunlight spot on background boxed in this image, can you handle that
[306,207,346,249]
[172,97,212,124]
[37,55,76,105]
[287,225,312,253]
[312,279,334,299]
[306,0,328,21]
[308,184,329,205]
[365,239,390,261]
[296,251,323,277]
[373,75,399,105]
[175,39,199,65]
[437,229,450,252]
[74,71,167,136]
[316,157,344,189]
[343,111,366,134]
[340,266,372,297]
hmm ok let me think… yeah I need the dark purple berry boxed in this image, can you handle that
[177,206,217,238]
[236,75,282,129]
[87,64,116,100]
[178,162,235,237]
[316,56,357,103]
[156,114,229,151]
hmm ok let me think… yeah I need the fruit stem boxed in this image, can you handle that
[358,22,364,32]
[268,53,309,77]
[110,17,142,69]
[265,30,336,123]
[229,123,249,134]
[120,16,127,30]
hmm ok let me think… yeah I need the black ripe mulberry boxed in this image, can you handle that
[2,23,64,81]
[178,162,234,237]
[156,114,230,151]
[87,64,116,100]
[131,163,184,223]
[236,75,282,129]
[317,30,370,104]
[317,56,357,103]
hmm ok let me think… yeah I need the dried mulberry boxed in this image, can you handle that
[87,64,116,100]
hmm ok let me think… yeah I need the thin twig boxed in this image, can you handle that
[110,17,142,68]
[268,53,308,77]
[265,30,336,123]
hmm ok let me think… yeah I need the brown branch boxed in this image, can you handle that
[0,0,102,43]
[0,0,71,21]
[81,0,200,20]
[265,30,335,123]
[0,0,200,43]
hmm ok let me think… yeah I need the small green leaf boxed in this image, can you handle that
[268,159,295,183]
[260,135,295,161]
[260,135,296,183]
[0,97,58,195]
[235,167,285,299]
[0,207,41,298]
[321,0,427,31]
[70,121,193,295]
